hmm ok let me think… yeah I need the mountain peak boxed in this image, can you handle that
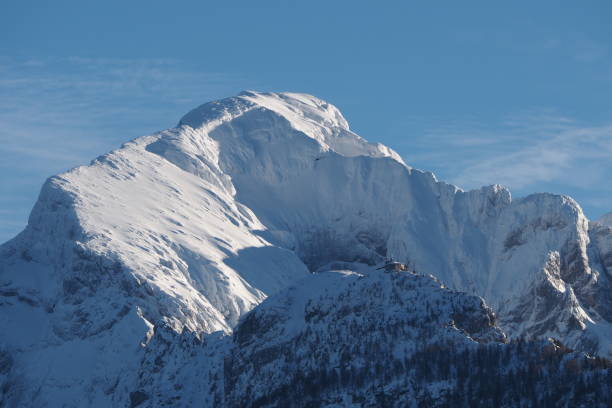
[178,90,349,132]
[239,90,351,130]
[178,90,405,163]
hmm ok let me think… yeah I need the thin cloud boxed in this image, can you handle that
[506,32,610,64]
[0,56,243,162]
[0,56,246,242]
[398,111,612,216]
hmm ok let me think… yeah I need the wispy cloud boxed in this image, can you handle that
[0,56,246,242]
[498,30,610,64]
[0,57,241,164]
[397,110,612,217]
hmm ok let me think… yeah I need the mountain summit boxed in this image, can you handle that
[1,91,611,406]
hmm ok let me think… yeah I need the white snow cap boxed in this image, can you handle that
[179,90,406,164]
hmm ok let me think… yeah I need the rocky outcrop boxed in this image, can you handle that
[130,269,612,407]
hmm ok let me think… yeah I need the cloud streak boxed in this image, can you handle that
[398,110,612,218]
[0,56,246,242]
[0,57,242,163]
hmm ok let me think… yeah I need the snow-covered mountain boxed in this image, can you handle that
[131,268,611,407]
[1,91,612,406]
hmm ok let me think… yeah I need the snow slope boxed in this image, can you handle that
[1,91,612,406]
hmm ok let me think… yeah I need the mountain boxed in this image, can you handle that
[1,91,612,406]
[596,212,612,227]
[130,268,612,407]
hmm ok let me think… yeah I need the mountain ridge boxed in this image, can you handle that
[1,91,611,406]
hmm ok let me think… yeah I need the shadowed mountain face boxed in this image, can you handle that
[125,270,612,407]
[1,91,611,406]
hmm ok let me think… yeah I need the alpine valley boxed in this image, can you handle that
[1,91,611,407]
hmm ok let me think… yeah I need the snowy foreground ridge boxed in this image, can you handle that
[1,91,611,407]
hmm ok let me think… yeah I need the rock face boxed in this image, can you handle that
[1,91,612,406]
[126,269,612,407]
[224,269,505,406]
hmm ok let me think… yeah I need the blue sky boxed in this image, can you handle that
[1,1,612,242]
